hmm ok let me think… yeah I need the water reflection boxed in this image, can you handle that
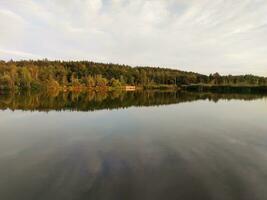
[0,90,266,111]
[0,91,267,200]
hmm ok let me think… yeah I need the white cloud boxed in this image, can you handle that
[0,8,25,22]
[0,0,267,75]
[0,48,41,60]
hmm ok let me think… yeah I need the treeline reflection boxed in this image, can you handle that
[0,90,266,112]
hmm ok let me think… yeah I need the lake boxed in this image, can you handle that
[0,91,267,200]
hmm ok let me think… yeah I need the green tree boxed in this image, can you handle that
[110,78,121,88]
[85,75,95,87]
[95,75,108,87]
[0,74,13,89]
[20,67,32,89]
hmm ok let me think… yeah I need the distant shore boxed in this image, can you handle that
[0,60,267,93]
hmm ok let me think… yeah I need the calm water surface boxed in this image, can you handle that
[0,91,267,200]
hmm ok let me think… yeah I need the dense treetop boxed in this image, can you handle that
[0,60,266,90]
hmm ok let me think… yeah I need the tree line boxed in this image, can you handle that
[0,60,266,90]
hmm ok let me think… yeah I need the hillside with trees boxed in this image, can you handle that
[0,60,266,91]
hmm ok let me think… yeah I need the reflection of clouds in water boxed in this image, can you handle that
[1,125,267,200]
[0,110,40,124]
[0,94,267,199]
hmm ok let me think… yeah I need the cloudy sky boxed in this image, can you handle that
[0,0,267,75]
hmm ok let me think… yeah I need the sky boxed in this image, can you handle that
[0,0,267,75]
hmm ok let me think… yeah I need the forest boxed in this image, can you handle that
[0,60,266,91]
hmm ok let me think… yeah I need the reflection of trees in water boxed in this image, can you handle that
[0,90,266,112]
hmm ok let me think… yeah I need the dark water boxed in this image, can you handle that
[0,91,267,200]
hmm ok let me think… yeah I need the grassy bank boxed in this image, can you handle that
[182,84,267,93]
[2,83,267,95]
[143,84,179,90]
[0,84,179,94]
